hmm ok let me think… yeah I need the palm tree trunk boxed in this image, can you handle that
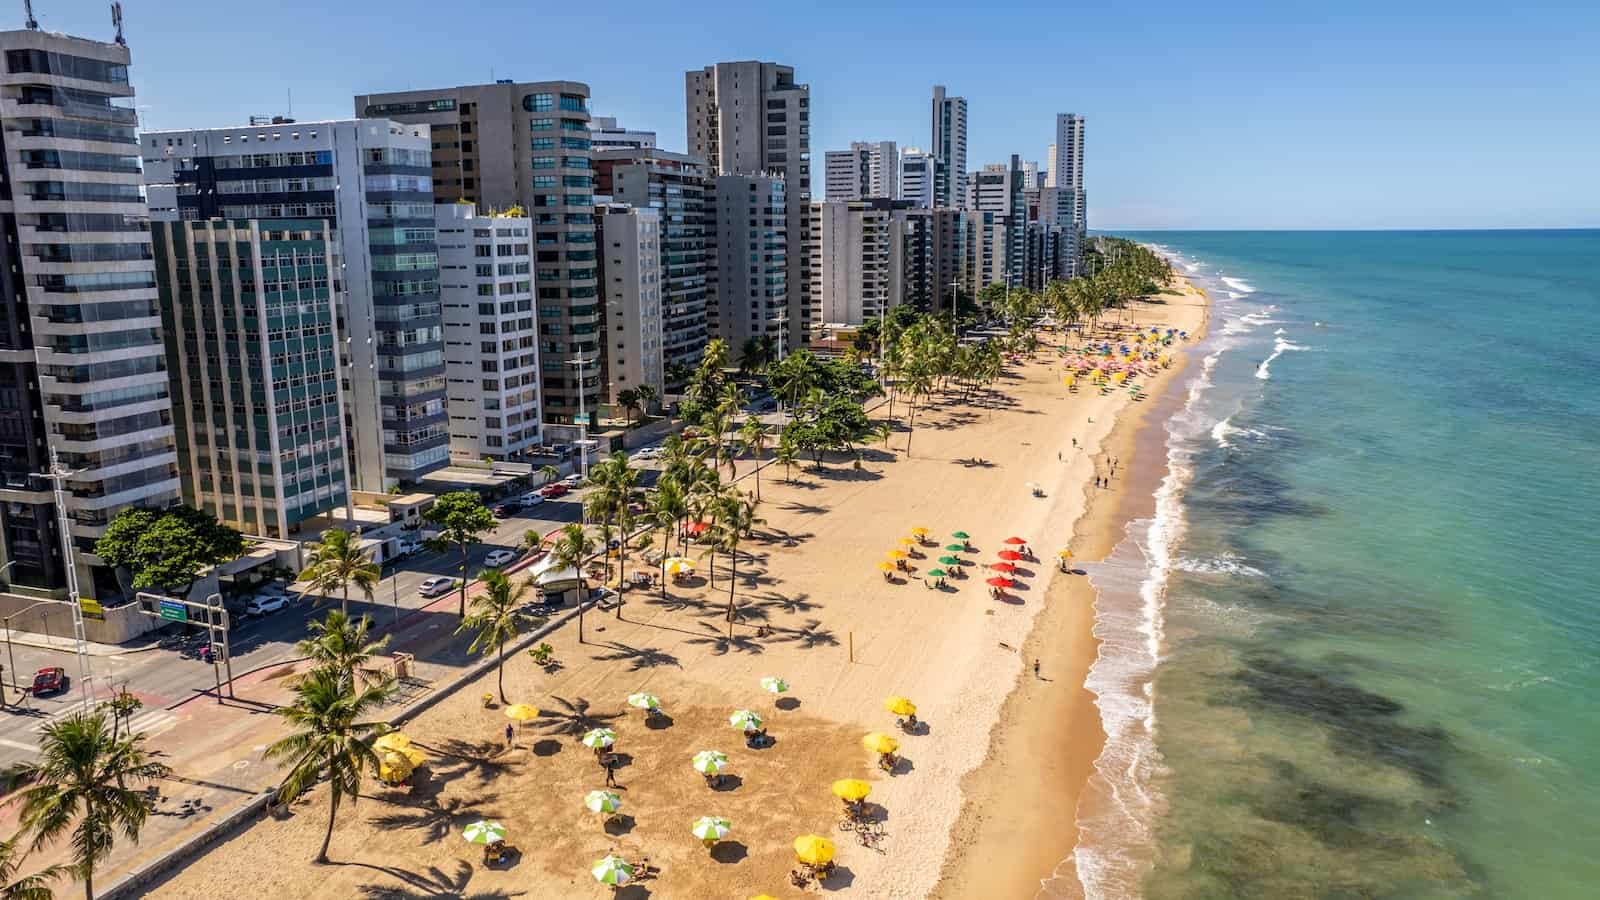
[342,583,350,618]
[905,401,919,457]
[726,548,738,637]
[83,868,93,900]
[318,777,339,863]
[577,577,587,644]
[497,637,507,703]
[458,545,469,618]
[753,456,762,501]
[616,515,627,620]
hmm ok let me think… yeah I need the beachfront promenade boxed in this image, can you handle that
[62,283,1209,898]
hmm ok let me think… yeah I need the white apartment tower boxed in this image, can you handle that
[0,28,181,598]
[824,140,896,201]
[687,61,809,352]
[930,85,968,209]
[435,204,541,462]
[807,201,897,328]
[596,204,664,405]
[1047,113,1086,232]
[900,147,936,209]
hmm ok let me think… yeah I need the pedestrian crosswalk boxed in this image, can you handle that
[0,706,178,755]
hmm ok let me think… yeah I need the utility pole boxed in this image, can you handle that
[136,592,232,701]
[41,449,95,711]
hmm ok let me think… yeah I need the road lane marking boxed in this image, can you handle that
[0,737,38,752]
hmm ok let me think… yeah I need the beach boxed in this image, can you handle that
[145,279,1210,900]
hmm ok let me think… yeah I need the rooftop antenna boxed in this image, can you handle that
[111,1,126,45]
[23,0,38,30]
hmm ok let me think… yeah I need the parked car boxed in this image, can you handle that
[484,549,517,568]
[493,501,522,518]
[561,474,585,488]
[538,483,569,498]
[245,593,290,616]
[396,539,424,558]
[519,492,546,506]
[31,667,67,695]
[419,576,454,598]
[634,446,662,460]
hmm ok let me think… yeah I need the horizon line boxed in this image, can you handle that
[1094,225,1600,233]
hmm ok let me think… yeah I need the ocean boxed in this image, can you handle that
[1068,231,1600,899]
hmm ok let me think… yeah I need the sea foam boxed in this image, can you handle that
[1221,276,1256,293]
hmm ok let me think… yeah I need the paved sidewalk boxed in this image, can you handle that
[0,630,158,656]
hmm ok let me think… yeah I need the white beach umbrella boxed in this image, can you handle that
[692,749,729,775]
[729,709,764,732]
[627,691,661,711]
[592,855,634,885]
[584,790,622,814]
[461,820,505,844]
[581,727,617,749]
[760,676,789,695]
[691,815,732,842]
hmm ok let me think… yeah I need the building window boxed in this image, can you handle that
[523,93,554,112]
[559,94,587,112]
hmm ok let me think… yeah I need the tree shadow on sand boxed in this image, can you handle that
[778,501,830,516]
[367,794,492,846]
[589,641,683,670]
[410,738,517,783]
[684,621,765,656]
[751,590,822,615]
[768,618,839,650]
[349,859,525,899]
[533,696,623,738]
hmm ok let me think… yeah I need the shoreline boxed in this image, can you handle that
[931,277,1211,900]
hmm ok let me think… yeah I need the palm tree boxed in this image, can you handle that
[458,569,532,704]
[739,416,769,501]
[0,838,66,900]
[8,712,171,899]
[296,610,391,686]
[298,528,379,617]
[585,453,640,617]
[636,384,659,417]
[266,666,395,864]
[712,492,762,636]
[549,523,595,643]
[103,689,142,744]
[773,429,801,483]
[616,388,642,425]
[648,473,689,560]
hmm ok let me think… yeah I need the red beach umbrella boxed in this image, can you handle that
[985,577,1016,589]
[997,550,1023,561]
[989,562,1018,573]
[1003,537,1027,546]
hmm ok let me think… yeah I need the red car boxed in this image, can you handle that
[31,667,67,695]
[538,483,569,498]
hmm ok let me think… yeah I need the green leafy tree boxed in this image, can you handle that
[267,666,395,864]
[616,388,642,424]
[93,505,245,596]
[103,689,143,744]
[298,528,379,618]
[773,428,801,482]
[636,383,659,416]
[423,492,496,617]
[549,524,596,643]
[7,712,171,900]
[296,611,390,686]
[458,570,533,704]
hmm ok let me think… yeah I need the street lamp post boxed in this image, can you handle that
[565,356,598,481]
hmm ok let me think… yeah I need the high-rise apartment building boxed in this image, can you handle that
[824,140,895,201]
[1045,113,1086,237]
[434,204,541,462]
[900,147,936,209]
[930,85,967,209]
[592,146,709,385]
[152,219,348,537]
[807,201,896,327]
[590,116,655,152]
[143,118,448,490]
[898,206,964,314]
[686,61,809,352]
[596,204,663,405]
[0,29,180,597]
[707,175,787,353]
[353,81,600,425]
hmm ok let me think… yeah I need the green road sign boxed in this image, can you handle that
[159,599,188,622]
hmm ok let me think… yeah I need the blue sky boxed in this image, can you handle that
[21,0,1600,229]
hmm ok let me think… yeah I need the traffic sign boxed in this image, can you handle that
[158,599,188,622]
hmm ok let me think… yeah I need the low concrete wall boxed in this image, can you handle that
[0,593,157,645]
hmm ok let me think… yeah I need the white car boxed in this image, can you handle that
[520,492,545,506]
[561,474,585,488]
[483,549,517,568]
[419,576,454,598]
[245,594,290,616]
[635,447,661,460]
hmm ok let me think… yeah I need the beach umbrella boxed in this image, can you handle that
[886,549,909,560]
[986,577,1016,589]
[937,555,961,566]
[989,562,1017,573]
[876,561,895,572]
[760,676,790,695]
[751,896,782,900]
[793,835,836,867]
[862,732,900,754]
[627,692,661,712]
[1057,550,1073,559]
[591,855,634,886]
[692,815,732,842]
[926,568,948,578]
[1003,537,1027,546]
[373,732,412,753]
[884,696,917,716]
[730,709,764,732]
[896,536,916,547]
[504,703,540,722]
[663,557,696,575]
[693,749,729,776]
[997,550,1023,562]
[831,778,872,802]
[581,727,617,749]
[951,531,970,540]
[584,789,623,814]
[944,543,966,553]
[462,820,506,845]
[379,749,421,784]
[910,526,929,537]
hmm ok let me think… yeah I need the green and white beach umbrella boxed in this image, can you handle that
[581,727,617,749]
[691,815,732,842]
[627,691,661,711]
[461,820,506,844]
[591,855,634,885]
[760,676,789,695]
[584,789,623,814]
[729,709,764,731]
[692,749,729,775]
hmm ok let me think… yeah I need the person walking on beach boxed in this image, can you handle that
[505,723,515,748]
[603,753,619,788]
[1033,660,1041,678]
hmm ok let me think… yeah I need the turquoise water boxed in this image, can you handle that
[1072,231,1600,899]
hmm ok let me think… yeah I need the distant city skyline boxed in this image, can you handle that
[15,0,1600,229]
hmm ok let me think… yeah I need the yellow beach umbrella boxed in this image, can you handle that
[1057,549,1074,559]
[896,537,916,547]
[751,895,782,900]
[831,778,872,802]
[876,561,895,572]
[373,732,411,753]
[862,732,900,755]
[883,696,917,717]
[910,526,929,537]
[663,557,696,575]
[793,834,836,866]
[504,703,541,722]
[885,549,909,560]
